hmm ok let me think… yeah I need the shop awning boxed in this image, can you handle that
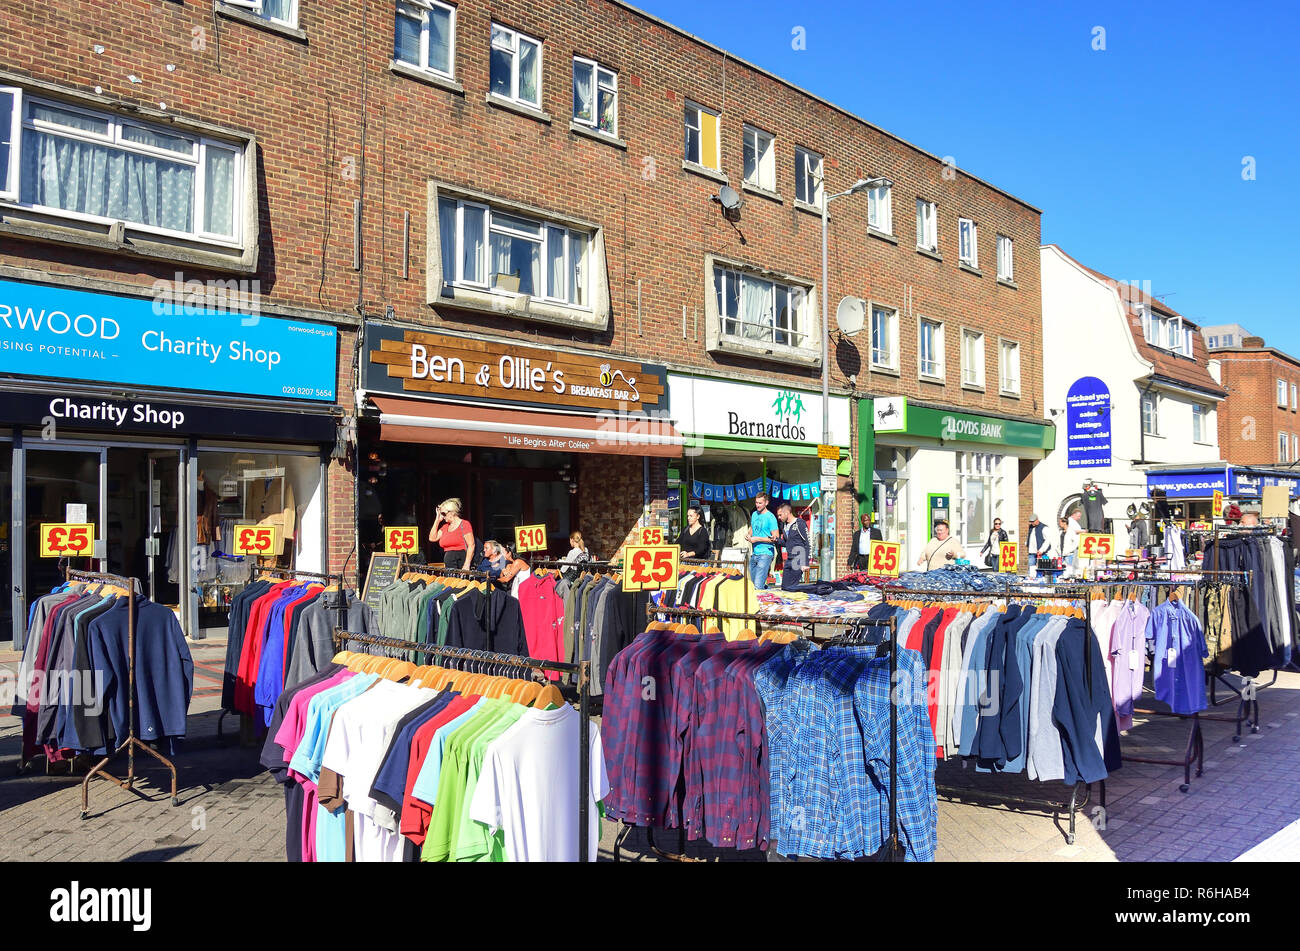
[371,396,683,458]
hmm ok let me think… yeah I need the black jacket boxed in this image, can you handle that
[676,524,712,559]
[849,527,884,568]
[446,587,527,656]
[980,528,1009,557]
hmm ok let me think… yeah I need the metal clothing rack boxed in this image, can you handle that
[62,568,180,819]
[882,582,1103,844]
[330,629,594,863]
[669,558,754,621]
[621,603,906,862]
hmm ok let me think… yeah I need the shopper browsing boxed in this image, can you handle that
[676,506,712,559]
[744,493,780,589]
[428,497,475,569]
[1062,509,1082,577]
[916,520,964,571]
[776,501,811,589]
[1025,513,1053,578]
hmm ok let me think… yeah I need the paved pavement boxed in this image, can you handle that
[2,637,1298,862]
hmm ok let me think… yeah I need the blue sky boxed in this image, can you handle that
[637,0,1300,346]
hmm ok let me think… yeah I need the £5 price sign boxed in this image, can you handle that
[514,524,548,553]
[384,526,420,554]
[867,539,901,578]
[39,523,95,558]
[622,545,680,592]
[639,525,664,545]
[1212,490,1224,519]
[232,524,280,556]
[1078,533,1116,560]
[998,541,1019,573]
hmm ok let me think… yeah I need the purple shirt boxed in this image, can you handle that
[1108,601,1149,732]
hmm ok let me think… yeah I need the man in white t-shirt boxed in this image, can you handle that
[1062,509,1083,578]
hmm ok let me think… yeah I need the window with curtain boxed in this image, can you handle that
[742,125,774,191]
[223,0,297,26]
[871,304,897,370]
[12,94,240,241]
[868,182,891,233]
[915,198,937,251]
[438,195,588,305]
[962,330,984,386]
[999,339,1020,394]
[684,102,719,170]
[795,147,822,207]
[919,318,944,378]
[572,58,617,135]
[0,88,17,200]
[395,0,456,77]
[958,218,978,267]
[489,23,541,107]
[713,265,807,347]
[996,234,1013,280]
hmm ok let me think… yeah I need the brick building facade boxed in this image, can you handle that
[1214,338,1300,466]
[1,0,1047,644]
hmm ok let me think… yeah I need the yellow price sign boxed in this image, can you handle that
[1078,532,1116,560]
[867,539,901,577]
[638,525,665,545]
[1212,490,1224,519]
[514,524,548,553]
[39,523,95,558]
[384,526,420,554]
[232,524,280,556]
[998,541,1019,573]
[621,544,681,592]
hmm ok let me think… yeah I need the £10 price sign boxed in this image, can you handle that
[1078,533,1116,560]
[638,525,665,546]
[998,541,1019,573]
[232,524,280,556]
[621,545,680,592]
[39,523,95,558]
[514,524,548,553]
[867,539,901,577]
[384,526,420,554]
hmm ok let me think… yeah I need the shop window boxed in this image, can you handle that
[572,57,617,137]
[742,124,775,192]
[956,451,1004,554]
[395,0,456,79]
[489,23,542,108]
[5,91,243,244]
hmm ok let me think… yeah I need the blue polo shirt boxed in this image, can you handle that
[750,509,779,551]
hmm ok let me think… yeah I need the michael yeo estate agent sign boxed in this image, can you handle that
[1065,377,1112,468]
[0,278,337,402]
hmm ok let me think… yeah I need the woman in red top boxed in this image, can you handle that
[428,497,475,569]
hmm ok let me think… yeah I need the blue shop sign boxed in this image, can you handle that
[1065,376,1112,468]
[1232,471,1299,499]
[0,278,336,402]
[1145,470,1228,499]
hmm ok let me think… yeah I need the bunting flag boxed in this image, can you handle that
[746,479,761,498]
[723,484,736,502]
[770,481,784,499]
[702,484,714,501]
[734,483,746,501]
[692,480,703,498]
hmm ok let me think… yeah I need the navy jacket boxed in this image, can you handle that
[1052,618,1122,785]
[975,606,1030,770]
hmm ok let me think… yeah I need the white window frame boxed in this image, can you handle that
[996,234,1013,281]
[1280,432,1289,462]
[795,147,823,207]
[1208,335,1218,348]
[958,218,978,268]
[0,86,21,202]
[572,56,618,137]
[683,100,720,170]
[961,328,985,388]
[742,124,775,192]
[999,338,1021,395]
[919,317,945,380]
[712,264,810,349]
[1291,382,1297,411]
[222,0,299,27]
[438,196,590,307]
[489,23,542,108]
[867,181,892,234]
[870,303,899,372]
[10,93,243,246]
[395,0,457,79]
[1192,403,1206,443]
[1142,393,1159,436]
[1279,379,1288,408]
[915,198,937,251]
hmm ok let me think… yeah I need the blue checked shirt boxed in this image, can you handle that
[754,640,817,850]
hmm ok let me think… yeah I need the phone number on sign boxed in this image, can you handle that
[281,385,334,398]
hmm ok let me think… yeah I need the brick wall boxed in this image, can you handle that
[1,0,1043,568]
[1216,350,1300,465]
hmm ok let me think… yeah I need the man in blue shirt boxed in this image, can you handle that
[746,493,780,589]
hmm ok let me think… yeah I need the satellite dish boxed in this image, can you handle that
[835,295,866,336]
[717,185,741,211]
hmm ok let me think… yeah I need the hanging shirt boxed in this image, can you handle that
[1149,600,1209,714]
[1109,601,1149,731]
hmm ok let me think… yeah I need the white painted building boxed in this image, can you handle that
[1034,246,1227,531]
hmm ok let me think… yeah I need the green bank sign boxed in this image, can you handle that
[871,396,1054,451]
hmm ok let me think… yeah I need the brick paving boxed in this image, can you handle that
[3,637,1298,862]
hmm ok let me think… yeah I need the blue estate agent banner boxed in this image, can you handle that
[0,278,337,402]
[1066,377,1111,468]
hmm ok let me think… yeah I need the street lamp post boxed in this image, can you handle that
[819,175,891,580]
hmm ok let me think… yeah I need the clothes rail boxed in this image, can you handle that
[330,628,594,863]
[64,567,179,819]
[529,559,622,572]
[882,582,1103,844]
[416,566,493,580]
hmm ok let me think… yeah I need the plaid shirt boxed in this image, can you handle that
[664,636,731,827]
[601,631,668,822]
[854,645,938,862]
[754,641,817,852]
